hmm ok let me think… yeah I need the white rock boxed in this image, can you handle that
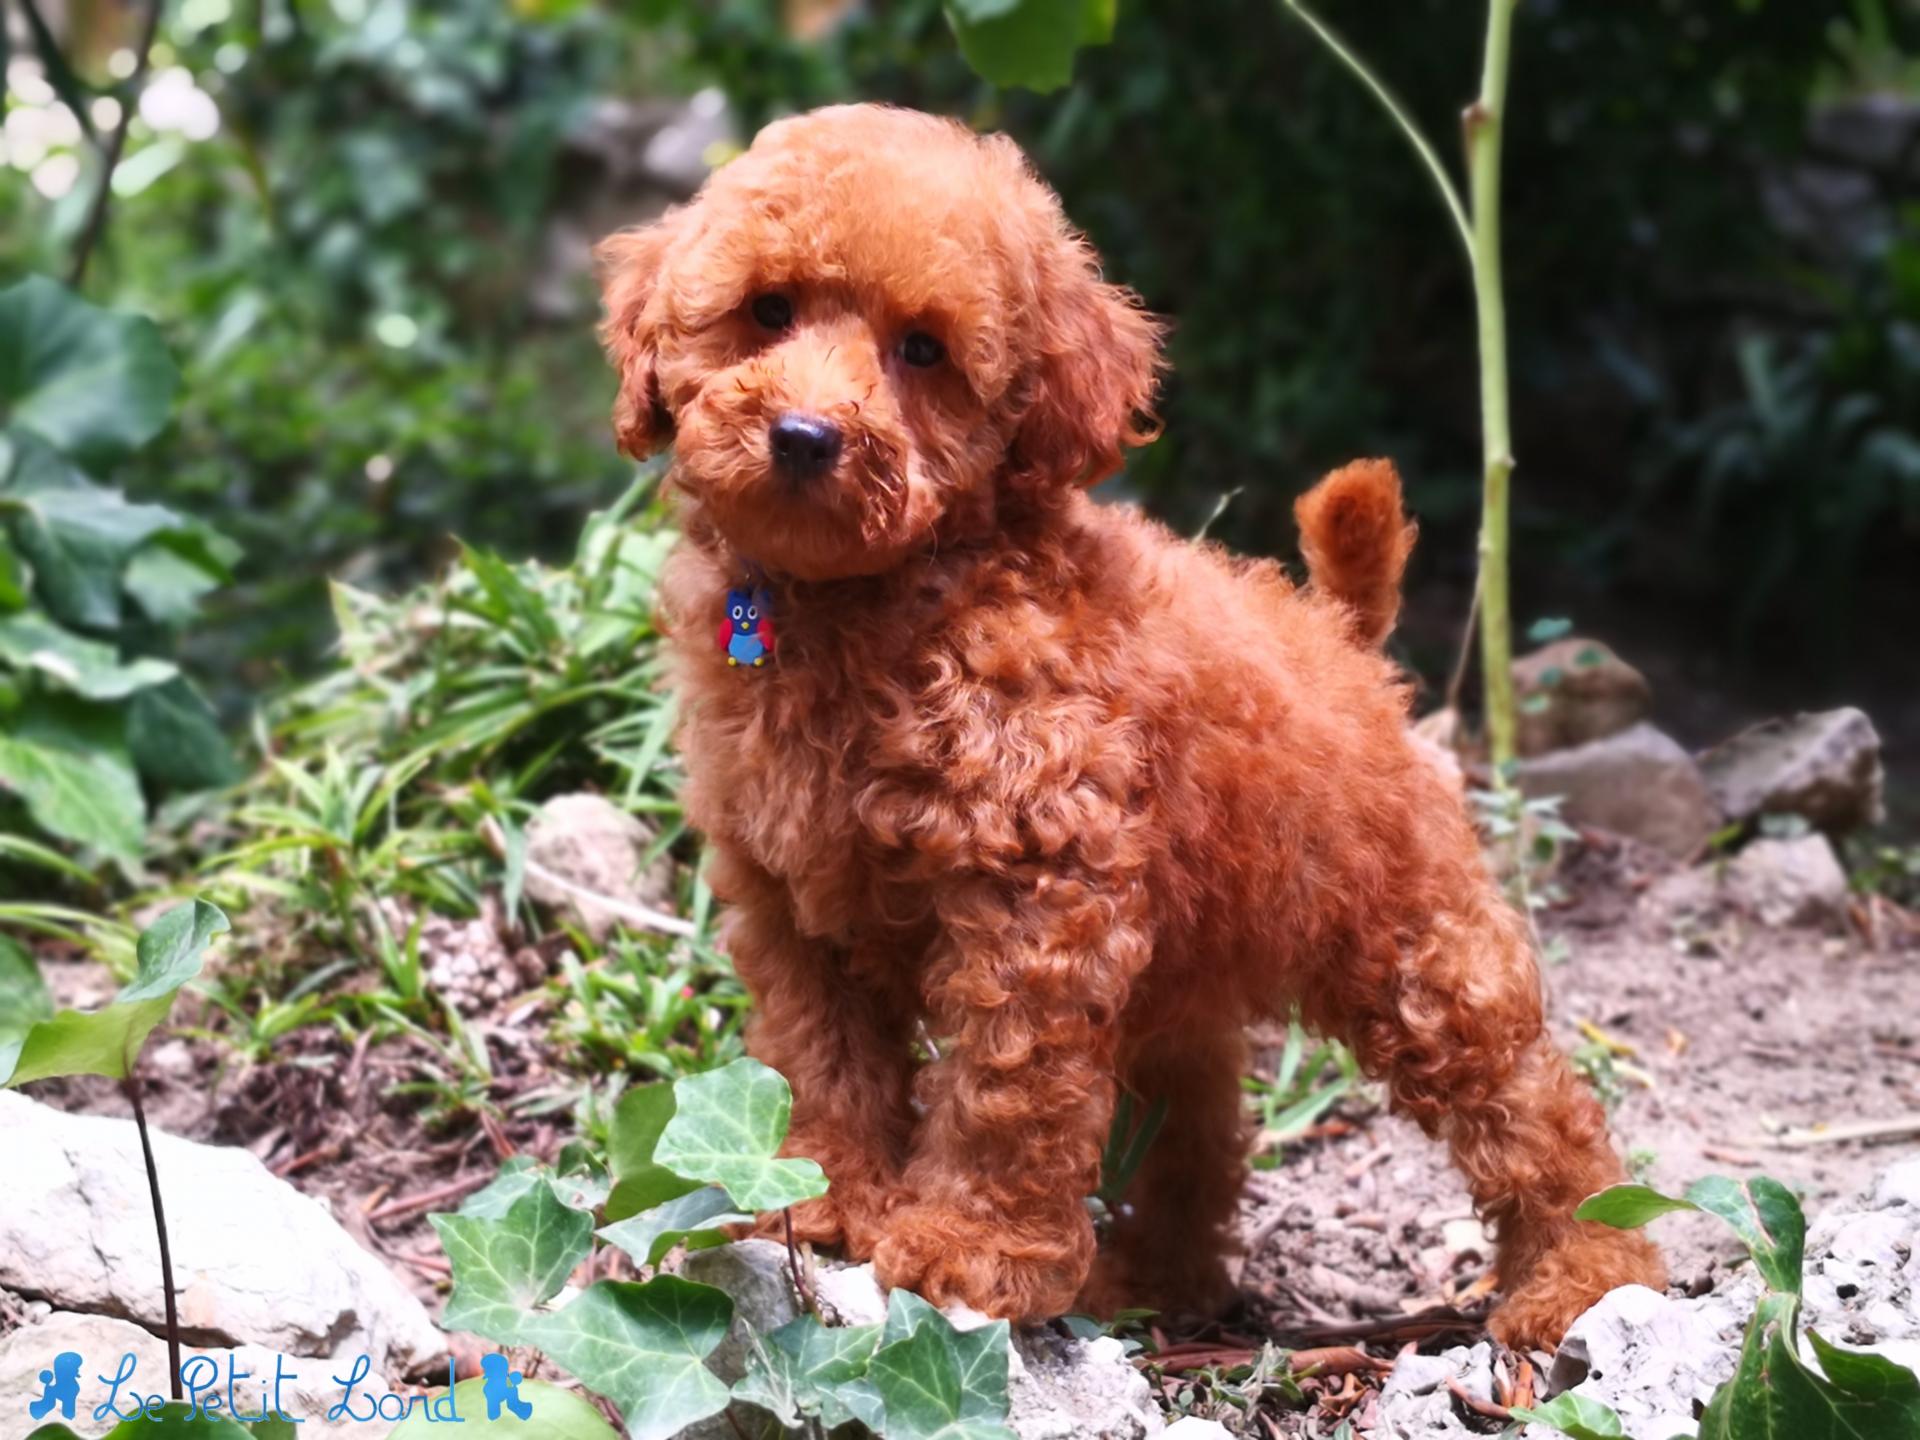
[813,1261,887,1326]
[0,1310,408,1438]
[1162,1419,1233,1439]
[0,1093,441,1376]
[1874,1159,1920,1209]
[524,792,676,940]
[1008,1326,1161,1439]
[1536,1283,1750,1440]
[1722,833,1851,928]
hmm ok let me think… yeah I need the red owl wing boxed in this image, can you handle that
[757,616,776,653]
[716,619,733,651]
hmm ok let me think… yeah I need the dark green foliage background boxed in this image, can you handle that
[3,0,1915,784]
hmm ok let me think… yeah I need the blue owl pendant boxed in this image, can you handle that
[716,586,776,668]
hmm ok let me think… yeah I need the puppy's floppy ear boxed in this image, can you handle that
[596,210,686,459]
[1006,232,1164,493]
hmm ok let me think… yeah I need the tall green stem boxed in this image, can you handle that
[1282,0,1524,774]
[1467,0,1519,774]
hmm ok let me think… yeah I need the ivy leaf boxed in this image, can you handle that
[865,1303,1018,1440]
[0,612,178,699]
[0,277,176,465]
[0,694,145,858]
[605,1081,700,1222]
[522,1277,734,1440]
[461,1157,608,1221]
[430,1177,594,1346]
[654,1056,829,1211]
[387,1377,622,1438]
[1578,1175,1805,1294]
[1509,1391,1629,1438]
[943,0,1115,92]
[599,1185,749,1267]
[734,1315,885,1431]
[0,898,226,1087]
[1694,1293,1920,1439]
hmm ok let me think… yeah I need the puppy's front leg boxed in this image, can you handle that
[714,848,918,1256]
[874,868,1152,1321]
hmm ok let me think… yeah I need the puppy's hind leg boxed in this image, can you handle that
[1307,888,1664,1349]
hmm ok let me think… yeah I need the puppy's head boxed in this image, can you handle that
[598,104,1162,581]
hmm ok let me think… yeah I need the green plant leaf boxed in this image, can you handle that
[1574,1183,1703,1230]
[1695,1292,1920,1439]
[0,933,52,1034]
[0,897,228,1086]
[598,1185,749,1267]
[865,1304,1018,1440]
[0,612,178,699]
[1,431,185,629]
[128,678,243,791]
[387,1377,622,1438]
[654,1056,829,1211]
[1685,1175,1805,1296]
[0,695,145,858]
[0,277,177,465]
[1578,1176,1805,1295]
[605,1081,702,1222]
[734,1315,886,1430]
[522,1277,734,1440]
[943,0,1114,92]
[1509,1391,1629,1438]
[431,1176,595,1346]
[0,530,29,611]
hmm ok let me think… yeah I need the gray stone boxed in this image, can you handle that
[0,1310,405,1438]
[1512,638,1652,758]
[1516,723,1720,859]
[1699,708,1885,834]
[0,1093,441,1377]
[1383,1352,1458,1397]
[681,1239,799,1383]
[524,791,679,941]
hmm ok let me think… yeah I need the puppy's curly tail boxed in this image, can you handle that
[1294,458,1417,648]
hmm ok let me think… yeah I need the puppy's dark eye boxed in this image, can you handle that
[900,331,945,368]
[750,293,793,330]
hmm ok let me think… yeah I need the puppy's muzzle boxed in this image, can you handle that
[769,411,843,482]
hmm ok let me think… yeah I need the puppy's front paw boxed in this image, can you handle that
[873,1202,1092,1322]
[1490,1226,1667,1349]
[750,1182,903,1258]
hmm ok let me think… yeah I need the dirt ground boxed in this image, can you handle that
[18,832,1920,1435]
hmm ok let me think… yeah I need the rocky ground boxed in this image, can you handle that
[4,669,1918,1437]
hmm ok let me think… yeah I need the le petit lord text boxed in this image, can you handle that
[34,1352,499,1425]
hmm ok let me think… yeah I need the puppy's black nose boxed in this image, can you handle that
[769,411,842,479]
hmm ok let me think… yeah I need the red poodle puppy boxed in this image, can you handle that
[596,103,1662,1347]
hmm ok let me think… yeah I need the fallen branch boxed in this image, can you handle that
[480,816,695,938]
[1766,1113,1920,1149]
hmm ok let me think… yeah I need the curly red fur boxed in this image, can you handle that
[596,103,1663,1347]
